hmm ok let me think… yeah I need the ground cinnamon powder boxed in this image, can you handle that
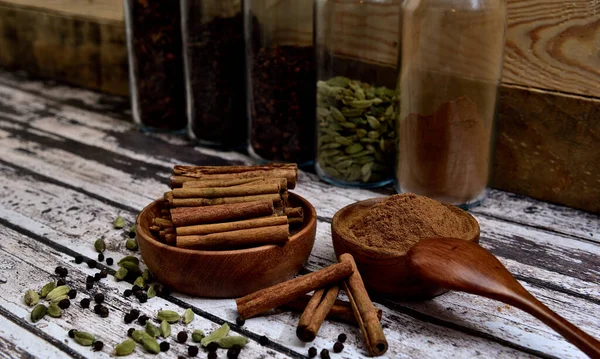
[350,193,474,253]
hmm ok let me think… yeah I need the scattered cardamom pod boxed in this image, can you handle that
[160,320,171,338]
[39,281,56,298]
[191,329,205,342]
[119,261,141,276]
[125,239,138,251]
[216,336,249,349]
[133,276,145,288]
[201,323,230,347]
[47,303,62,318]
[24,289,39,306]
[132,330,153,343]
[46,285,70,302]
[50,294,69,304]
[157,310,180,324]
[182,308,194,325]
[147,285,156,299]
[145,321,160,338]
[94,238,106,253]
[74,331,95,346]
[113,215,126,229]
[118,256,139,266]
[114,266,128,281]
[142,269,152,282]
[114,338,136,356]
[140,336,160,354]
[129,225,136,235]
[30,304,47,323]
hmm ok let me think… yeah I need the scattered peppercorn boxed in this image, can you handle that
[227,346,241,359]
[132,285,142,293]
[333,342,344,353]
[259,335,269,346]
[68,329,76,338]
[161,286,172,297]
[129,309,140,319]
[138,315,149,325]
[127,328,135,337]
[86,282,93,290]
[99,306,109,318]
[123,289,132,297]
[208,352,217,359]
[320,349,330,359]
[160,341,170,352]
[337,333,347,343]
[80,298,90,309]
[100,268,109,278]
[94,293,105,304]
[94,273,102,282]
[93,341,104,351]
[57,279,66,286]
[75,255,84,264]
[97,253,104,262]
[236,316,245,326]
[128,231,136,238]
[54,266,62,274]
[87,259,97,269]
[206,342,218,353]
[308,347,317,358]
[124,313,133,324]
[58,299,71,309]
[94,304,102,314]
[106,257,114,266]
[68,289,77,299]
[86,275,94,283]
[188,345,199,357]
[177,331,188,343]
[138,293,148,303]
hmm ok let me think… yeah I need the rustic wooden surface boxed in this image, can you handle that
[0,70,598,358]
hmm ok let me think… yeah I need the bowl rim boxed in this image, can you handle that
[136,191,317,256]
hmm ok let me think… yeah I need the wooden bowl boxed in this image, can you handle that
[332,197,480,300]
[136,193,317,298]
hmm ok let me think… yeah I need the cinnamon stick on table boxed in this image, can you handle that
[281,295,383,326]
[172,164,298,189]
[297,285,340,342]
[236,260,354,320]
[176,225,290,250]
[170,200,274,227]
[340,253,388,356]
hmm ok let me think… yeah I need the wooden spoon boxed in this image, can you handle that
[407,238,600,358]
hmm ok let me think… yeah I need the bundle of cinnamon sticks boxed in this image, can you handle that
[236,253,388,356]
[150,164,305,250]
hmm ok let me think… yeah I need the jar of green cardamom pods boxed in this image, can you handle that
[314,0,401,187]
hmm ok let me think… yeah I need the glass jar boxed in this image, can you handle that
[181,0,247,148]
[123,0,187,132]
[397,0,507,207]
[314,0,401,187]
[245,0,316,164]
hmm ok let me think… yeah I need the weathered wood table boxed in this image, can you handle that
[0,70,598,359]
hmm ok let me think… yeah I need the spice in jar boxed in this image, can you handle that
[350,193,477,253]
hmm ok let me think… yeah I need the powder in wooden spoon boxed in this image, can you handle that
[350,193,475,253]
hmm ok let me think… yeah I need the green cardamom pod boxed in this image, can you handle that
[157,310,180,323]
[192,329,205,342]
[47,303,62,318]
[24,289,39,306]
[159,320,171,338]
[46,285,70,302]
[366,116,380,129]
[142,269,152,282]
[140,336,160,354]
[145,321,160,338]
[30,304,47,323]
[129,225,136,236]
[114,338,136,356]
[39,281,56,298]
[114,266,128,281]
[345,143,364,155]
[119,261,141,276]
[125,239,138,251]
[147,285,156,299]
[50,294,69,304]
[216,336,249,349]
[74,331,95,346]
[118,256,139,266]
[133,276,145,288]
[201,323,230,347]
[94,238,106,253]
[132,330,152,343]
[182,308,194,324]
[113,215,126,229]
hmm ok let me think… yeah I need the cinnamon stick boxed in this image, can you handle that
[281,295,383,326]
[172,183,282,199]
[176,225,289,250]
[283,207,303,218]
[173,164,298,189]
[180,177,266,188]
[340,253,388,356]
[236,260,353,320]
[170,200,274,227]
[170,194,282,208]
[297,286,340,342]
[176,216,288,236]
[153,217,172,228]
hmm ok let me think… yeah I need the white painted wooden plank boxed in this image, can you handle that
[0,316,69,359]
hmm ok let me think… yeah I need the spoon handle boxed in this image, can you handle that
[507,285,600,359]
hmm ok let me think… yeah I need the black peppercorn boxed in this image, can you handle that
[123,289,132,297]
[177,331,188,343]
[75,255,84,264]
[138,293,148,303]
[94,273,102,282]
[97,253,104,262]
[208,352,217,359]
[93,341,104,351]
[106,257,114,266]
[333,342,344,353]
[320,349,330,359]
[138,315,148,325]
[94,293,105,304]
[132,285,142,293]
[124,313,133,324]
[59,267,68,277]
[337,333,347,343]
[54,266,62,274]
[68,329,76,338]
[80,298,90,309]
[87,259,97,268]
[68,289,77,299]
[259,335,269,346]
[308,347,317,358]
[206,342,218,352]
[161,286,172,297]
[235,316,245,326]
[86,282,93,290]
[100,268,109,278]
[99,306,109,318]
[94,304,102,314]
[188,345,199,357]
[57,279,66,286]
[227,347,241,359]
[127,328,135,337]
[58,299,71,309]
[129,309,140,319]
[128,231,136,238]
[160,341,170,352]
[86,275,94,283]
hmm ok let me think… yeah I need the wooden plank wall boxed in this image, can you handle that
[0,0,598,213]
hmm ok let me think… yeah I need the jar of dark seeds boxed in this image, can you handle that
[181,0,247,148]
[314,0,401,187]
[124,0,187,132]
[245,0,316,164]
